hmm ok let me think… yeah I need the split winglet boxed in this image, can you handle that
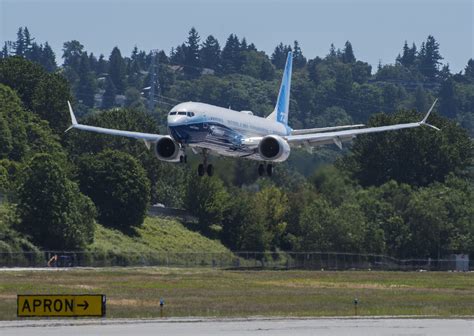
[420,99,440,131]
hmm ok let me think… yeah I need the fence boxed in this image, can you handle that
[0,251,471,271]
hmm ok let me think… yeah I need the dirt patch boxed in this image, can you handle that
[256,280,411,290]
[108,299,158,307]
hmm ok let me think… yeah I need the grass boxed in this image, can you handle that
[88,216,230,254]
[0,268,472,320]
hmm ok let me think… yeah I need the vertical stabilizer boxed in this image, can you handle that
[267,51,292,125]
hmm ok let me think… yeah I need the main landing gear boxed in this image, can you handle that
[197,149,214,177]
[258,163,273,177]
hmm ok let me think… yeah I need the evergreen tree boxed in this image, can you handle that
[76,53,96,107]
[465,59,474,82]
[40,42,56,72]
[96,54,107,74]
[417,35,443,79]
[102,77,116,109]
[108,46,126,93]
[88,52,98,73]
[247,43,257,51]
[342,41,356,63]
[271,42,291,69]
[397,41,417,68]
[439,78,458,118]
[414,85,428,112]
[200,35,221,70]
[240,37,248,51]
[28,43,42,65]
[221,34,242,74]
[183,27,201,78]
[293,40,306,68]
[1,42,9,58]
[22,27,34,58]
[328,43,337,58]
[170,44,187,65]
[15,27,25,56]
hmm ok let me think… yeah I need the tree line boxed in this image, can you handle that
[0,27,472,259]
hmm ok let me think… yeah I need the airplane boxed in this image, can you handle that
[66,51,439,177]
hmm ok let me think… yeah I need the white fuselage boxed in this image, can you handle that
[167,102,289,159]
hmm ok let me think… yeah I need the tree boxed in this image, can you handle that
[184,176,230,236]
[76,53,96,108]
[31,73,73,134]
[221,34,242,74]
[340,110,472,187]
[183,27,201,78]
[102,77,116,109]
[271,42,291,69]
[76,150,150,231]
[292,40,306,68]
[397,41,417,68]
[96,54,107,75]
[413,85,428,113]
[240,50,275,80]
[465,59,474,83]
[0,56,45,111]
[439,78,458,118]
[200,35,221,71]
[0,84,64,162]
[108,47,126,93]
[40,42,57,72]
[341,41,355,63]
[16,154,96,250]
[62,40,84,71]
[253,186,289,249]
[221,190,265,251]
[14,27,25,56]
[417,35,443,79]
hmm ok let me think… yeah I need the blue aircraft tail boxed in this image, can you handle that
[267,51,292,125]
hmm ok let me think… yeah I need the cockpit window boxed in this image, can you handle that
[170,111,177,115]
[187,112,195,117]
[178,112,187,116]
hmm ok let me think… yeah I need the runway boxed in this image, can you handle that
[1,318,472,336]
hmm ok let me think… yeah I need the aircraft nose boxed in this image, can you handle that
[167,115,187,126]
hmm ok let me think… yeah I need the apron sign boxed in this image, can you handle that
[17,295,106,317]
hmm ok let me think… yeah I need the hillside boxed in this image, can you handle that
[87,216,232,266]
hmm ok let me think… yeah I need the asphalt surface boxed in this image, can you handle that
[0,318,472,336]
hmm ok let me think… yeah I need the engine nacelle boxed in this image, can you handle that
[154,136,183,162]
[258,135,291,162]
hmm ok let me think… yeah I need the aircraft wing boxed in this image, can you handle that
[284,100,439,149]
[65,101,163,143]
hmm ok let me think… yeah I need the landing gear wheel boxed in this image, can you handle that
[258,164,265,177]
[266,164,273,177]
[198,164,205,177]
[206,164,214,177]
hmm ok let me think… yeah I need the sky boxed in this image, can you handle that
[1,0,473,73]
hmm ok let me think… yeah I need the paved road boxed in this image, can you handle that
[1,318,472,336]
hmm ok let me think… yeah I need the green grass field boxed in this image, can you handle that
[0,268,472,320]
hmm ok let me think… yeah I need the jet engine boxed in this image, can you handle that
[154,136,184,162]
[258,135,290,162]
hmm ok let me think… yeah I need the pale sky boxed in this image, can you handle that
[1,0,473,73]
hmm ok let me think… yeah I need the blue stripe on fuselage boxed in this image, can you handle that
[169,121,245,149]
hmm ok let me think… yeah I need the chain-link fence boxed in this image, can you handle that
[0,251,471,271]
